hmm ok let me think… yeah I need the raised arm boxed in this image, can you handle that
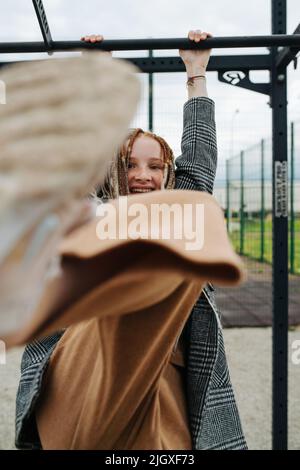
[175,30,217,194]
[80,31,217,194]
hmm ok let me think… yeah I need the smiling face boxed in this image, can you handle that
[127,135,164,194]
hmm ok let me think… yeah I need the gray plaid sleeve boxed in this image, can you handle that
[175,97,217,194]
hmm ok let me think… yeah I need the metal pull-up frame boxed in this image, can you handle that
[0,33,299,53]
[0,0,299,451]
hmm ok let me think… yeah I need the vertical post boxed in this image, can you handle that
[290,122,295,274]
[226,159,230,232]
[271,0,288,450]
[240,151,244,254]
[148,49,153,132]
[261,139,265,262]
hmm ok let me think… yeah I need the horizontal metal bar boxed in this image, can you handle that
[129,54,272,72]
[0,35,300,54]
[0,54,272,74]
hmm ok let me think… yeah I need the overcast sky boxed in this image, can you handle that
[0,0,299,182]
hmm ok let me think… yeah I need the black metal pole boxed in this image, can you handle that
[240,151,244,255]
[271,0,289,451]
[260,139,265,263]
[290,122,295,274]
[148,50,153,132]
[32,0,53,50]
[0,35,300,54]
[226,159,230,232]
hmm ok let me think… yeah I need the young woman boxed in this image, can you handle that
[15,30,247,450]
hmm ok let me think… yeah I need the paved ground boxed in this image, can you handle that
[223,326,300,450]
[216,256,300,327]
[1,327,299,450]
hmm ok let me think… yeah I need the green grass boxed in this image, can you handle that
[229,217,300,274]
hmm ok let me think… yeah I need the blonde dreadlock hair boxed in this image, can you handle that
[98,128,176,200]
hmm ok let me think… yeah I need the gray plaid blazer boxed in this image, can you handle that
[15,97,247,450]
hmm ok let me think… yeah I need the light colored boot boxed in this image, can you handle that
[0,52,140,336]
